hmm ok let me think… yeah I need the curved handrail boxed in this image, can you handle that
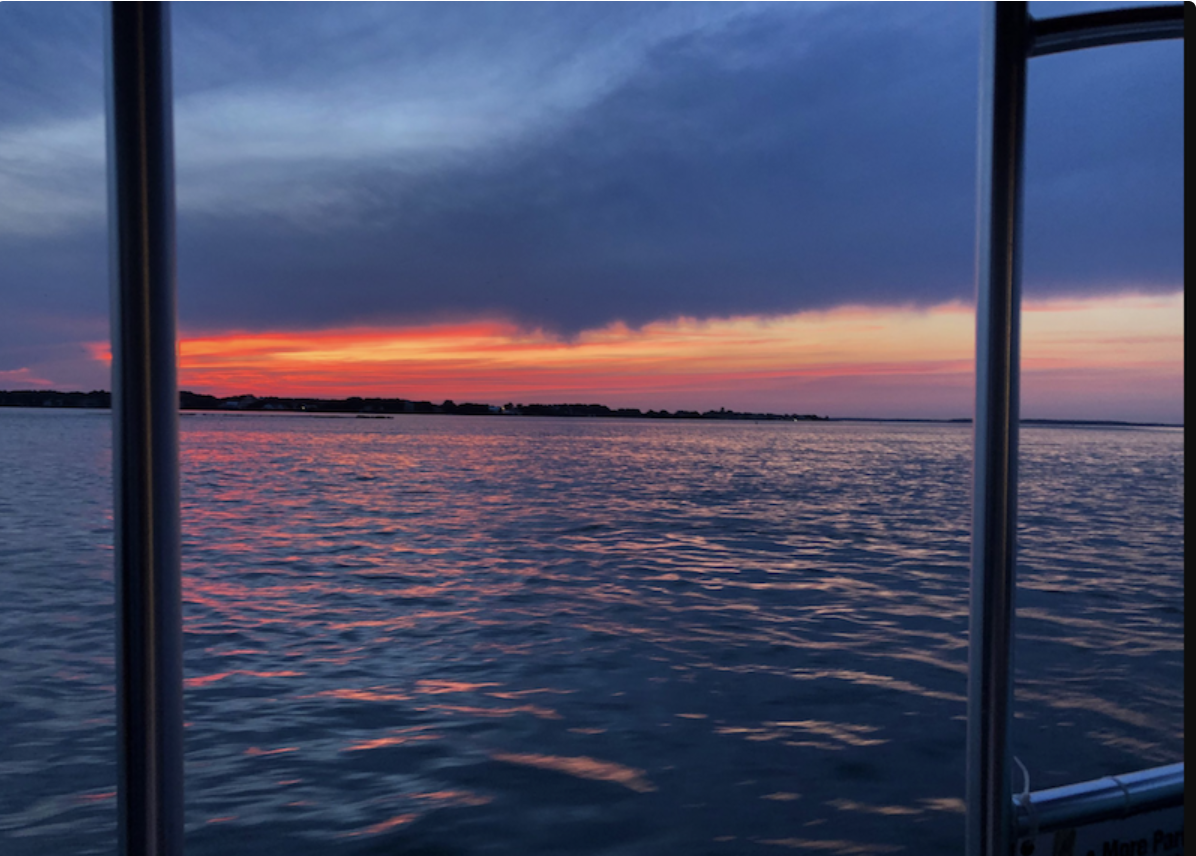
[1013,763,1184,838]
[1030,5,1185,57]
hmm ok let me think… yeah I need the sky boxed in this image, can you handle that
[0,2,1184,422]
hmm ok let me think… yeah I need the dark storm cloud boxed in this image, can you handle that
[0,2,1184,350]
[179,4,983,332]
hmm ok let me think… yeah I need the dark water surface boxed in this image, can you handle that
[0,410,1183,855]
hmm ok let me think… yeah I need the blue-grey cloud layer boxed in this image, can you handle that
[0,2,1183,361]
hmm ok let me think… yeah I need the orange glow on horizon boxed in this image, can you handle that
[83,292,1184,421]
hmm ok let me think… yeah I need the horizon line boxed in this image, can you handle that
[0,389,1183,429]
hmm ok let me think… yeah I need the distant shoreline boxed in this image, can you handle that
[0,389,825,423]
[0,390,1182,428]
[826,416,1184,429]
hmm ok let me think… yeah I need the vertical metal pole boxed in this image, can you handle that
[105,4,184,856]
[968,4,1029,856]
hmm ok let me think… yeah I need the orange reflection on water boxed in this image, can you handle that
[74,790,116,803]
[790,669,966,704]
[185,669,305,689]
[826,798,923,816]
[410,789,492,807]
[491,751,656,793]
[766,720,887,748]
[920,798,966,814]
[327,618,418,632]
[344,726,441,752]
[423,702,560,720]
[309,687,412,703]
[414,679,501,695]
[349,813,418,836]
[486,688,575,700]
[186,577,357,625]
[716,719,888,751]
[339,788,493,839]
[244,746,298,757]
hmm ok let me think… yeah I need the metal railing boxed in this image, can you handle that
[105,4,183,856]
[967,4,1184,856]
[1014,763,1184,840]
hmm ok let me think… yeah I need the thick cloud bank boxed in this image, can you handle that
[0,2,1184,346]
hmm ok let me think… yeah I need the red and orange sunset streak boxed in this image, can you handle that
[86,293,1183,422]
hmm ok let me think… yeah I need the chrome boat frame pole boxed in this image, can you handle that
[968,6,1029,856]
[967,4,1184,856]
[105,4,184,855]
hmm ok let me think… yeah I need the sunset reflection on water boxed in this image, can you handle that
[0,412,1183,856]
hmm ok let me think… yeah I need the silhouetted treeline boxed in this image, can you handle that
[2,389,826,421]
[0,389,111,408]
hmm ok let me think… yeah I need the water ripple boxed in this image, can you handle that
[0,412,1182,855]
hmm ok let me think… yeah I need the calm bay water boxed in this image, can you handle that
[0,409,1183,855]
